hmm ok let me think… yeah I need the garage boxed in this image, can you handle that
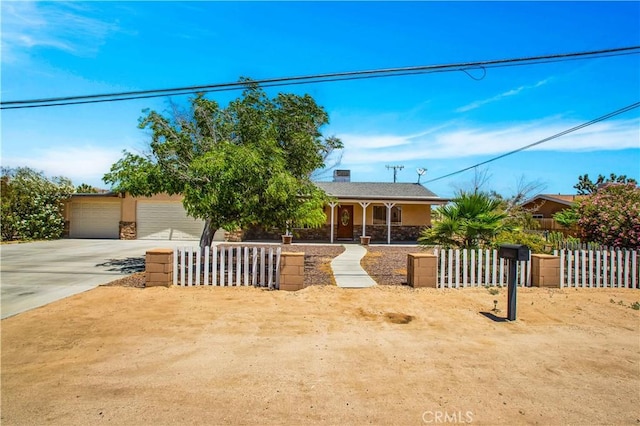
[136,202,206,240]
[69,200,121,239]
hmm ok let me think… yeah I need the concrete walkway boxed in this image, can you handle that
[330,244,377,288]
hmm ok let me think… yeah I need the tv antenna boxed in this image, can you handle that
[416,167,427,184]
[386,165,404,183]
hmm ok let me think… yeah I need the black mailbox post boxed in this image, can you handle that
[498,244,530,321]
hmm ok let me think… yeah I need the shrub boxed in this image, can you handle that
[1,167,73,241]
[575,183,640,249]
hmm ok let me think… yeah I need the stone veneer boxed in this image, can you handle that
[243,225,333,241]
[224,229,244,242]
[365,225,424,242]
[119,221,136,240]
[242,224,424,243]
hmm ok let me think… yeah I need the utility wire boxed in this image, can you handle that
[422,101,640,184]
[2,46,638,110]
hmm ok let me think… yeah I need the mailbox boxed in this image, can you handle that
[498,244,530,261]
[498,244,530,322]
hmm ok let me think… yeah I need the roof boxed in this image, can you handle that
[522,194,582,206]
[314,182,447,203]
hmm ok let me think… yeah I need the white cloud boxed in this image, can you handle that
[456,79,550,113]
[339,116,640,165]
[2,146,124,187]
[1,1,122,62]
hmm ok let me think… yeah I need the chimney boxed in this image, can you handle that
[333,170,351,182]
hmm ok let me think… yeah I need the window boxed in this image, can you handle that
[532,214,543,219]
[373,205,402,225]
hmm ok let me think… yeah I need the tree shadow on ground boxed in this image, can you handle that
[96,257,145,274]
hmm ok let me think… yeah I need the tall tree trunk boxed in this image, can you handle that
[199,218,217,248]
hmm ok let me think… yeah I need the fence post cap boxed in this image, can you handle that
[146,248,174,254]
[408,252,436,258]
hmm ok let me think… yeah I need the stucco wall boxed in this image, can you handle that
[324,203,431,227]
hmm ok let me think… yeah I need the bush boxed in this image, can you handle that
[575,183,640,249]
[1,167,73,241]
[491,230,548,254]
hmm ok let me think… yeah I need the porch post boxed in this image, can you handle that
[384,202,395,245]
[329,202,338,244]
[359,202,370,236]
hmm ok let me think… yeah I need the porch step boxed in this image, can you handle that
[330,245,377,288]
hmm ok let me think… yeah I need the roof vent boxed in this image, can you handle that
[333,170,351,182]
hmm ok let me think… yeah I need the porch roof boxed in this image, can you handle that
[314,182,448,203]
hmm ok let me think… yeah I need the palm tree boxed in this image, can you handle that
[419,191,509,249]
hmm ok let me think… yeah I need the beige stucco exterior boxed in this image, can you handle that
[121,193,184,222]
[66,191,438,241]
[324,203,431,227]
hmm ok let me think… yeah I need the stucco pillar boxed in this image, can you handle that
[531,254,561,288]
[279,252,305,291]
[145,248,174,287]
[407,253,437,288]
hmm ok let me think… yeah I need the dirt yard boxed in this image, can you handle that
[2,284,639,425]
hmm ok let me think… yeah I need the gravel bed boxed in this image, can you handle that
[361,245,426,286]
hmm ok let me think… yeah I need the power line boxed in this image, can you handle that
[2,46,638,110]
[422,101,640,184]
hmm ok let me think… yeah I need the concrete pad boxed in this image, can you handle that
[0,239,206,319]
[330,244,377,288]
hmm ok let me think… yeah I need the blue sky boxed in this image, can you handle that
[2,1,639,199]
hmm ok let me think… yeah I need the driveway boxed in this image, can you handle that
[0,239,201,319]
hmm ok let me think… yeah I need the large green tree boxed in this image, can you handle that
[1,167,74,241]
[104,81,342,246]
[418,191,509,249]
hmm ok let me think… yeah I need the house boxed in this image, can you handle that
[64,171,447,243]
[521,194,582,234]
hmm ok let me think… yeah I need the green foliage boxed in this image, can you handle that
[575,182,640,249]
[630,302,640,311]
[491,230,548,254]
[104,80,342,245]
[553,207,580,229]
[419,191,509,249]
[547,231,580,246]
[75,183,99,193]
[574,173,637,195]
[1,167,73,241]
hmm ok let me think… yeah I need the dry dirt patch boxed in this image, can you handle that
[2,285,638,425]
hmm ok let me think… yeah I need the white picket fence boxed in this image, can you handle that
[173,245,281,289]
[554,249,639,288]
[434,248,531,288]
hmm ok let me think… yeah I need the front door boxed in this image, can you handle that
[337,205,354,240]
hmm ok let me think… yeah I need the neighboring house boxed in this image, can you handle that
[64,170,447,243]
[521,194,582,233]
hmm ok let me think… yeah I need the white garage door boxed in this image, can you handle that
[137,202,206,240]
[69,200,121,239]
